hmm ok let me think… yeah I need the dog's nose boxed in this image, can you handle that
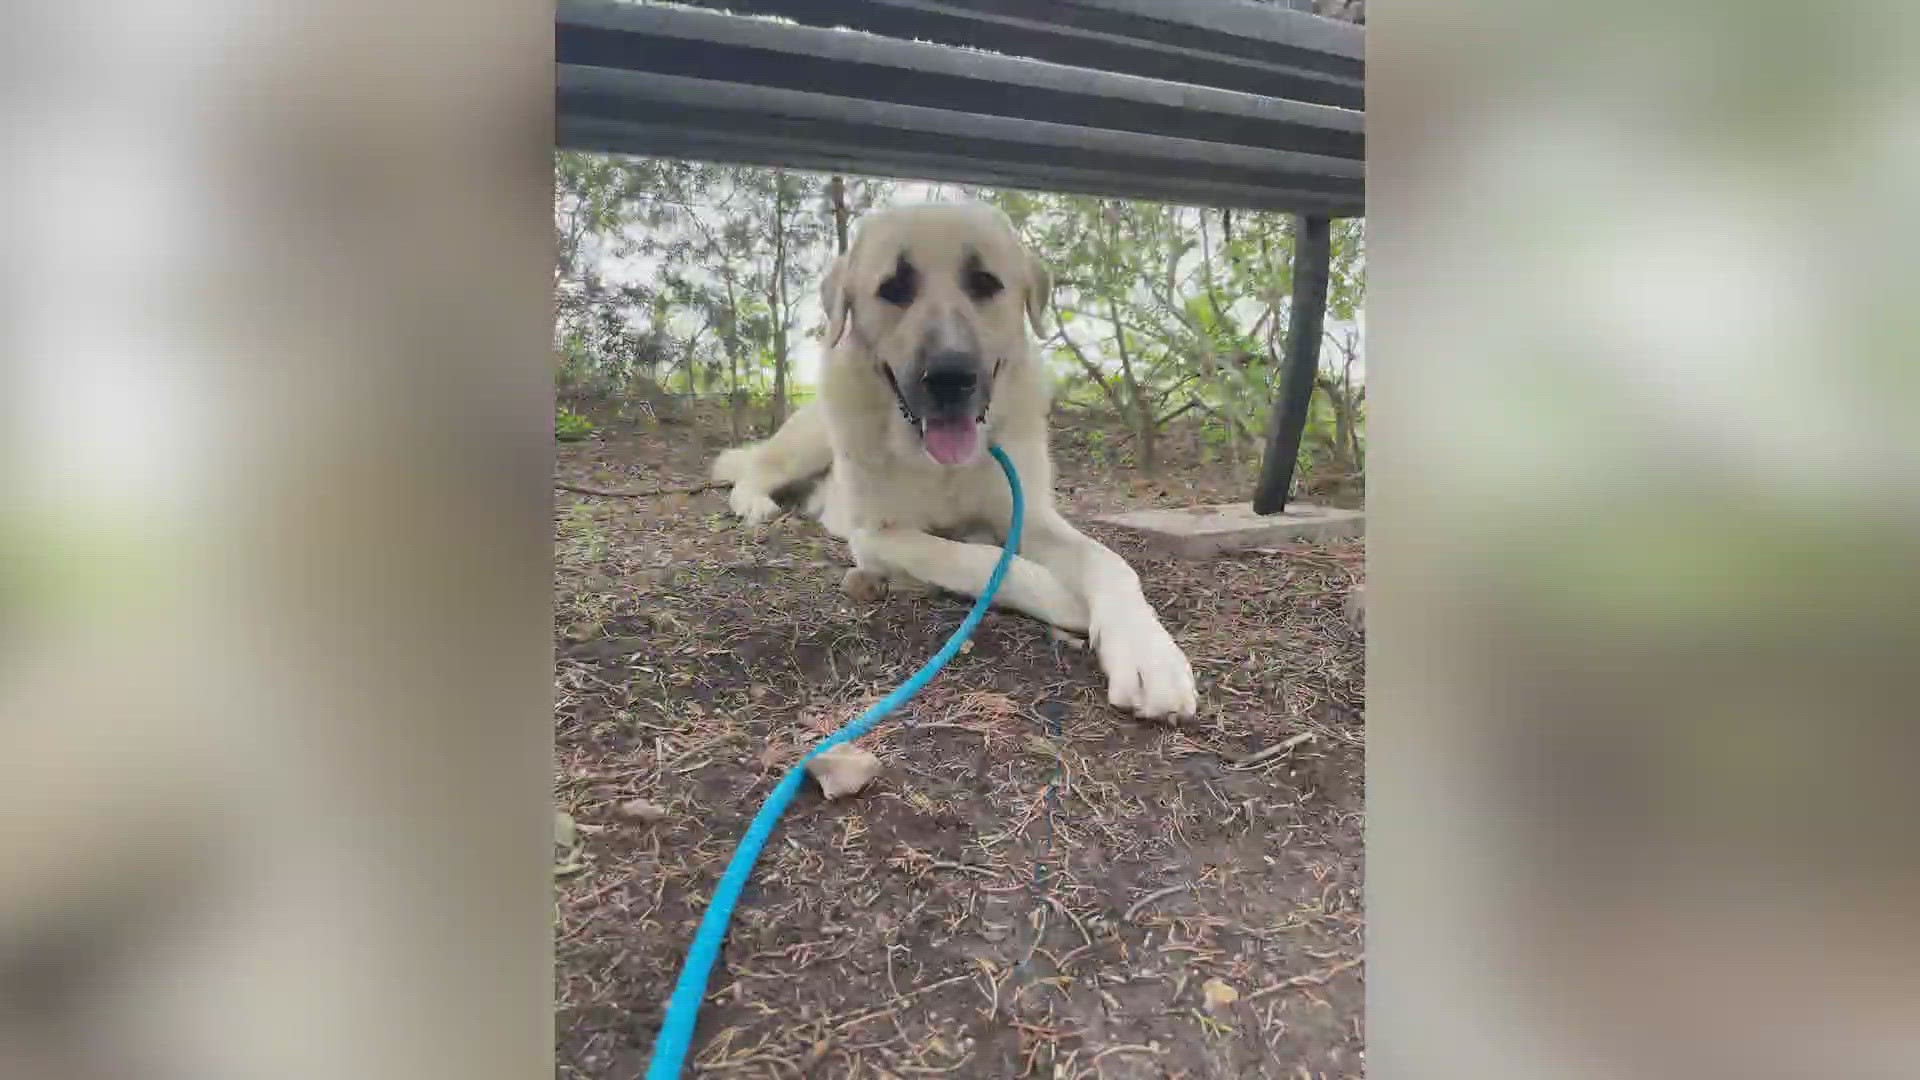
[920,352,978,406]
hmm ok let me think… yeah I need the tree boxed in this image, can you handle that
[552,153,1365,484]
[981,189,1364,479]
[553,152,708,399]
[829,175,851,254]
[993,195,1179,472]
[1317,324,1365,476]
[633,164,854,433]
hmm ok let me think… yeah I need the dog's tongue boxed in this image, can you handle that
[922,418,978,465]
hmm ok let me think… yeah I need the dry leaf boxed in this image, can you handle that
[1201,978,1239,1011]
[805,745,882,800]
[553,810,586,876]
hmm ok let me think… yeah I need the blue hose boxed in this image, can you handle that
[645,444,1025,1079]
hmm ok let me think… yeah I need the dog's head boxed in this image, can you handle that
[820,202,1050,468]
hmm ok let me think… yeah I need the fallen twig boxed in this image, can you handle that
[1123,882,1191,923]
[1244,956,1364,1002]
[1229,730,1317,770]
[831,973,974,1033]
[555,479,726,499]
[927,860,998,878]
[1045,894,1095,948]
[1090,1044,1162,1067]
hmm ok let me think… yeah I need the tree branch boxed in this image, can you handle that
[1048,299,1127,415]
[1148,371,1202,409]
[1153,399,1202,428]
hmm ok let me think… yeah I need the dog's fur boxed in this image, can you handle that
[712,203,1197,719]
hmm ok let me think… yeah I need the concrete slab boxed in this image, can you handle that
[1094,501,1364,559]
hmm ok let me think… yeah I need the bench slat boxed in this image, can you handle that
[663,0,1363,108]
[560,116,1362,215]
[555,0,1366,215]
[559,66,1362,212]
[557,1,1364,160]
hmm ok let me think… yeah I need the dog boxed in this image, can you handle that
[711,202,1197,720]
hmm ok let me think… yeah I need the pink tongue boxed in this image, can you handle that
[922,418,979,465]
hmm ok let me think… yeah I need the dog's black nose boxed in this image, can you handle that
[920,352,978,406]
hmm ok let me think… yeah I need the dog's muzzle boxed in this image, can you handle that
[918,350,979,416]
[882,352,998,467]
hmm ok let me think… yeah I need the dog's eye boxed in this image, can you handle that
[876,259,917,306]
[876,276,914,306]
[965,268,1004,301]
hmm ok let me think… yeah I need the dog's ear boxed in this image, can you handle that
[1023,248,1052,338]
[821,252,851,347]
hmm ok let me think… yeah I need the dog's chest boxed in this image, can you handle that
[843,457,1009,535]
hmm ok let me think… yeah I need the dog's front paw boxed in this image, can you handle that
[841,568,889,603]
[885,574,937,597]
[1091,613,1198,720]
[728,487,780,525]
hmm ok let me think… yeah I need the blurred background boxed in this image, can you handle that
[3,1,553,1077]
[1371,2,1920,1077]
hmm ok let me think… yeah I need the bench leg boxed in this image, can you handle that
[1253,214,1333,516]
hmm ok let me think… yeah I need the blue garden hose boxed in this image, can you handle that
[645,444,1025,1079]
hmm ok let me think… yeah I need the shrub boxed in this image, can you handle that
[555,407,596,442]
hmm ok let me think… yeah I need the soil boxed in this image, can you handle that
[554,400,1365,1079]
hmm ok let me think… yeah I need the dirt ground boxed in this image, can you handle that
[554,401,1366,1079]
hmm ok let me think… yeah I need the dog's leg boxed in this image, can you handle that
[867,528,1003,599]
[712,401,833,525]
[849,528,1089,632]
[1018,510,1198,720]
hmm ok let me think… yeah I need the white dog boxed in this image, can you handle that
[712,203,1197,719]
